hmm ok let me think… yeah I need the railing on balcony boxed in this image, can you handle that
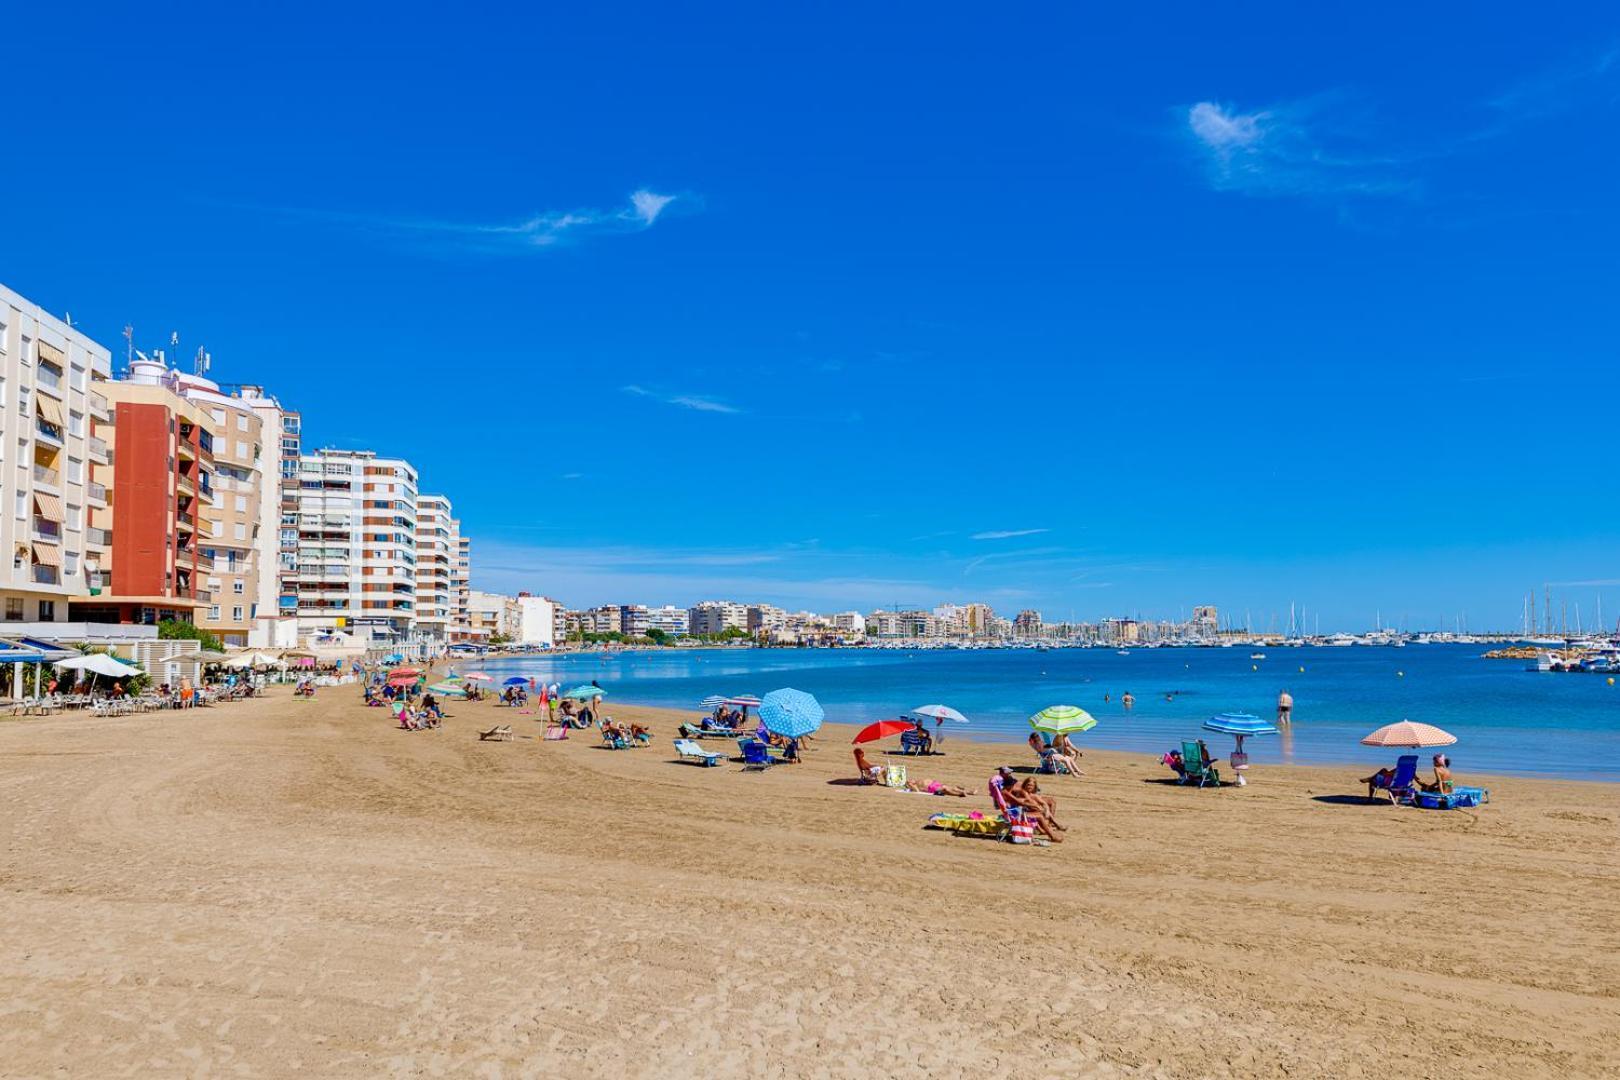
[87,526,113,547]
[87,481,107,503]
[88,436,108,458]
[32,463,61,487]
[187,550,215,570]
[90,392,110,418]
[35,420,63,444]
[31,565,59,585]
[177,511,195,528]
[32,518,61,543]
[36,367,63,395]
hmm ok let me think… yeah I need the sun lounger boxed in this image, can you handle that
[1179,740,1221,788]
[479,725,514,741]
[1370,754,1419,804]
[602,730,631,750]
[674,738,724,767]
[1035,747,1071,775]
[927,812,1008,838]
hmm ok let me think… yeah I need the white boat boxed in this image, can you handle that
[1250,652,1266,660]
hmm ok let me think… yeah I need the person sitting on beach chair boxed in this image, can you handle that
[991,767,1063,842]
[853,746,884,784]
[1361,755,1419,802]
[1002,770,1067,831]
[629,722,652,745]
[1052,732,1084,775]
[421,694,443,721]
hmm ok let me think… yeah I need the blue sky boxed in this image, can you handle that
[5,2,1619,631]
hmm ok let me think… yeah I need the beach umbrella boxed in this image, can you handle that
[852,718,915,744]
[56,653,143,678]
[502,676,530,687]
[387,675,417,687]
[1360,720,1457,748]
[426,681,465,696]
[388,667,422,678]
[725,694,762,709]
[699,694,729,708]
[1030,705,1098,735]
[463,672,493,682]
[912,702,967,745]
[759,688,824,740]
[1203,712,1279,786]
[562,684,606,699]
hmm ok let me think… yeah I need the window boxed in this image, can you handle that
[71,365,86,391]
[3,597,21,620]
[236,440,248,459]
[0,319,7,353]
[0,376,7,406]
[14,491,25,519]
[69,410,84,437]
[232,605,244,621]
[233,523,245,541]
[67,457,83,483]
[211,409,225,425]
[212,520,223,537]
[208,605,220,620]
[20,335,31,364]
[237,414,249,431]
[65,552,78,575]
[233,580,244,594]
[37,600,55,621]
[234,494,247,512]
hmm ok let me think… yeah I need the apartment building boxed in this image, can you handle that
[687,600,747,635]
[413,493,455,642]
[647,604,689,636]
[467,589,517,641]
[75,380,216,625]
[294,449,418,643]
[0,284,112,624]
[451,532,472,640]
[241,387,298,647]
[516,593,557,646]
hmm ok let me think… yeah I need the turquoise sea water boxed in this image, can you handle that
[466,644,1620,781]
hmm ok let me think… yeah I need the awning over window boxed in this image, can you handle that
[37,341,65,365]
[32,493,65,522]
[35,396,65,428]
[31,544,62,567]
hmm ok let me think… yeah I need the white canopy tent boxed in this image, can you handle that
[55,653,144,679]
[225,651,285,669]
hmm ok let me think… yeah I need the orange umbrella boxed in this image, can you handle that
[1360,720,1457,748]
[852,719,916,744]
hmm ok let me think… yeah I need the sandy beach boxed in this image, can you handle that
[1,686,1617,1078]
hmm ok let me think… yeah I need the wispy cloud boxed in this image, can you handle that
[1184,98,1412,200]
[622,384,742,414]
[972,528,1050,540]
[1489,47,1619,121]
[279,188,686,254]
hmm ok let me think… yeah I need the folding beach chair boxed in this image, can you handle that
[1370,754,1420,804]
[1179,740,1221,788]
[741,740,774,771]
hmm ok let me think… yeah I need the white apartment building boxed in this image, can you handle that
[413,493,455,642]
[516,594,557,646]
[239,386,298,648]
[647,604,689,636]
[294,449,418,644]
[746,604,786,632]
[687,600,747,636]
[618,604,650,638]
[451,532,472,640]
[829,611,867,635]
[0,283,111,625]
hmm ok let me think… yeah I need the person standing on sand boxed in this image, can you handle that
[1277,690,1293,725]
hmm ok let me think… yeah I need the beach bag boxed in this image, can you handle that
[885,763,908,788]
[1006,808,1034,844]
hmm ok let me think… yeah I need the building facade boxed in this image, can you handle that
[413,494,455,643]
[516,594,557,646]
[647,604,689,636]
[294,449,419,643]
[688,600,747,636]
[0,285,112,624]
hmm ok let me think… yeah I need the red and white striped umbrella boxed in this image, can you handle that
[1360,720,1457,748]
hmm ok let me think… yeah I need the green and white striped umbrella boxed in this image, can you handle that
[426,681,466,696]
[1029,704,1098,735]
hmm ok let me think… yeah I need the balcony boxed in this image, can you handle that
[32,518,62,544]
[35,420,64,447]
[31,565,59,585]
[36,367,64,398]
[32,463,62,489]
[87,481,107,505]
[88,436,109,462]
[90,392,111,421]
[177,511,196,530]
[87,526,113,547]
[184,549,215,570]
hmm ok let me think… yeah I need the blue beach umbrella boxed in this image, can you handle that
[759,688,825,740]
[503,676,530,687]
[1202,712,1279,785]
[562,684,606,699]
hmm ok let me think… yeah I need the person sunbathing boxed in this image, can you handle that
[1007,776,1066,830]
[1360,765,1408,799]
[853,747,884,784]
[993,768,1063,841]
[903,779,972,797]
[1417,753,1454,793]
[1052,732,1084,774]
[629,723,651,744]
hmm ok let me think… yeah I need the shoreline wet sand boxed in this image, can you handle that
[1,687,1616,1076]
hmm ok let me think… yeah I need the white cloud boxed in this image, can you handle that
[972,528,1050,540]
[1183,98,1410,200]
[622,385,742,414]
[287,188,685,254]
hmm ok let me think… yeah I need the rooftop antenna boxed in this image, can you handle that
[122,325,134,368]
[194,346,210,375]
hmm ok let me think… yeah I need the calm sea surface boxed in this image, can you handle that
[465,644,1620,781]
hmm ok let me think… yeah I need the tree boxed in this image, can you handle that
[489,631,513,646]
[646,628,668,645]
[158,618,224,654]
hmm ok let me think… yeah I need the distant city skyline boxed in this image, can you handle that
[5,5,1618,628]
